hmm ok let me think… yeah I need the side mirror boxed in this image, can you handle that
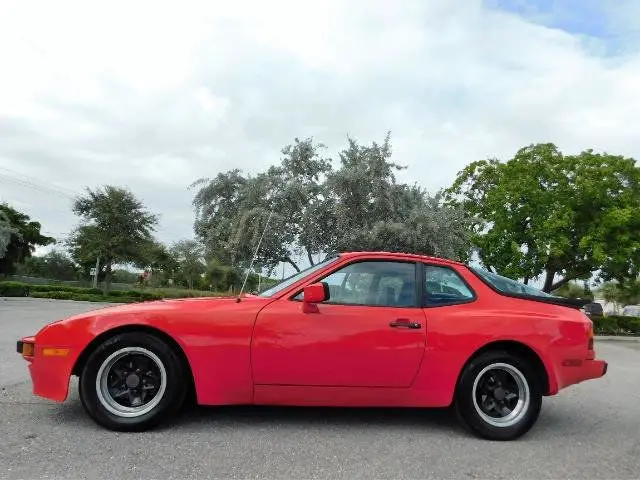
[303,282,330,303]
[302,282,329,313]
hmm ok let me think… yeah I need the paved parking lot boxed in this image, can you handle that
[1,298,639,479]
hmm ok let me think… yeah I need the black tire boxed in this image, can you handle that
[454,350,542,441]
[79,332,187,431]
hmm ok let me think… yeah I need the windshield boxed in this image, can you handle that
[258,256,339,298]
[469,266,552,297]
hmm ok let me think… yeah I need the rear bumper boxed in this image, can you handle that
[585,359,608,378]
[556,358,608,392]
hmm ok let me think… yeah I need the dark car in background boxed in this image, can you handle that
[583,302,604,318]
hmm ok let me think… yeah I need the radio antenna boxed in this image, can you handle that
[236,209,274,302]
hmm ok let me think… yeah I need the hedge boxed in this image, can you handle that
[0,281,205,303]
[1,281,162,300]
[28,284,102,295]
[0,281,30,296]
[592,315,640,335]
[30,291,140,303]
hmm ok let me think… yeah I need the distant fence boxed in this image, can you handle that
[8,275,133,291]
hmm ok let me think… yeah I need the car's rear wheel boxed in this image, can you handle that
[455,351,542,440]
[79,332,187,431]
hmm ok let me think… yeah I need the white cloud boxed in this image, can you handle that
[0,0,639,251]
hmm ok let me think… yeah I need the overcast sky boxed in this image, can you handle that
[1,0,639,265]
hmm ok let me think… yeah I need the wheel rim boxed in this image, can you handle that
[95,347,167,418]
[472,362,530,428]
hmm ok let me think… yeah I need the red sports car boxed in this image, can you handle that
[17,251,607,440]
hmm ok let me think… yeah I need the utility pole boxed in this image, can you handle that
[92,256,100,289]
[257,267,261,292]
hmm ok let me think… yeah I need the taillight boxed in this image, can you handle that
[587,323,594,350]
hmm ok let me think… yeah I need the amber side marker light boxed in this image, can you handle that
[42,348,70,357]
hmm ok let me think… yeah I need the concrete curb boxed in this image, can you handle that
[595,335,640,342]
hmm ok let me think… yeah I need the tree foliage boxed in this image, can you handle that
[193,138,333,272]
[0,209,18,259]
[192,134,472,271]
[0,203,54,275]
[169,239,206,290]
[17,249,81,281]
[446,143,640,292]
[67,186,158,293]
[552,281,594,300]
[598,280,640,307]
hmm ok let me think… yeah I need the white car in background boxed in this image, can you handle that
[622,305,640,317]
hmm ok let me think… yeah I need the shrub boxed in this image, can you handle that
[105,289,134,298]
[30,291,75,300]
[0,281,30,296]
[74,294,135,303]
[30,291,140,303]
[29,284,76,293]
[28,285,104,295]
[138,292,162,301]
[605,315,640,335]
[592,316,619,334]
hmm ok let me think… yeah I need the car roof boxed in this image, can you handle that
[338,251,465,266]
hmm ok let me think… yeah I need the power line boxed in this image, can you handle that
[0,170,78,200]
[0,166,79,196]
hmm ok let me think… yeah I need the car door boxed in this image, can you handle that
[251,260,427,388]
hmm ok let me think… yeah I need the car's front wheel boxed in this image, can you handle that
[455,351,542,440]
[79,332,187,431]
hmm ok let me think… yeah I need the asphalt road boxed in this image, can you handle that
[1,298,639,479]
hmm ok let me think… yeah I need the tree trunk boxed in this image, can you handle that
[523,276,529,285]
[542,269,556,293]
[549,276,572,293]
[306,248,315,266]
[284,256,301,272]
[102,262,112,295]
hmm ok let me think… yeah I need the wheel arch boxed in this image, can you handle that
[71,324,196,400]
[458,340,553,396]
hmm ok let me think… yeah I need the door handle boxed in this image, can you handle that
[389,319,422,329]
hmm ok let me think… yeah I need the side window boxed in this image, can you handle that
[294,261,417,307]
[423,265,474,307]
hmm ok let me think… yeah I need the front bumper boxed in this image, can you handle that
[17,336,74,402]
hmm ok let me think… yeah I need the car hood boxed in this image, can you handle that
[44,294,266,330]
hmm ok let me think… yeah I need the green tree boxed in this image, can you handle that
[204,260,253,293]
[193,138,332,272]
[0,203,54,276]
[112,269,140,285]
[327,134,472,259]
[68,186,158,294]
[17,249,80,281]
[134,240,178,287]
[446,143,640,292]
[598,280,640,307]
[193,134,473,271]
[552,281,593,300]
[0,209,17,258]
[170,239,206,290]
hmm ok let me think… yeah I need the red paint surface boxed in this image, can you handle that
[19,252,607,408]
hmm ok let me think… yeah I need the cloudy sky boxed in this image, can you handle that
[1,0,639,261]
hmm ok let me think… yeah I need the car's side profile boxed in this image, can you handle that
[17,251,607,440]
